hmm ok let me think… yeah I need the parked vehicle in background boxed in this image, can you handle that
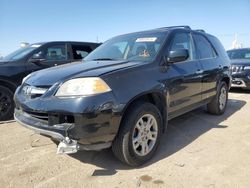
[14,26,231,166]
[227,48,250,89]
[0,41,100,121]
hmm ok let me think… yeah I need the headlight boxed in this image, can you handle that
[22,74,32,84]
[244,66,250,70]
[55,77,111,97]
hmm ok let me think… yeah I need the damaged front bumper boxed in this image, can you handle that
[15,109,113,154]
[14,108,69,140]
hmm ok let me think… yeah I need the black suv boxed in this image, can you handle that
[0,41,100,120]
[14,26,231,166]
[227,48,250,89]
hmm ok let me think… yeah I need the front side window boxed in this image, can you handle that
[85,32,167,62]
[35,44,67,61]
[169,32,196,61]
[194,34,216,59]
[227,49,250,59]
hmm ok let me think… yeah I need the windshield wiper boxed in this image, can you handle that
[92,58,117,61]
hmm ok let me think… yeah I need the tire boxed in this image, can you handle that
[112,102,163,166]
[50,138,60,145]
[207,81,228,115]
[0,86,14,121]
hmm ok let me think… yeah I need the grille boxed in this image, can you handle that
[22,85,50,99]
[24,110,49,122]
[231,65,243,73]
[23,110,75,126]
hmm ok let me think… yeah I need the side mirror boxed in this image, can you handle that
[29,53,45,64]
[167,49,189,63]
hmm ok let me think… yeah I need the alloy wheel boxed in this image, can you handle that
[0,91,12,118]
[219,86,227,110]
[132,114,158,156]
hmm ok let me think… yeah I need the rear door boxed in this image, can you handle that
[193,33,219,100]
[166,31,203,116]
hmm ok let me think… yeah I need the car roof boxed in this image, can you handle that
[31,41,100,46]
[126,26,191,34]
[115,26,213,38]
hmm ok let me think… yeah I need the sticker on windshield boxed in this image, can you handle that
[30,44,41,48]
[136,37,157,42]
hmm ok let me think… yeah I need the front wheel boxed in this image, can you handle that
[0,86,14,121]
[207,81,228,115]
[112,102,163,166]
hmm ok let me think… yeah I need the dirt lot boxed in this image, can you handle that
[0,89,250,188]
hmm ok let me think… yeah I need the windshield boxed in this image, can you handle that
[227,49,250,60]
[3,45,40,61]
[85,31,167,62]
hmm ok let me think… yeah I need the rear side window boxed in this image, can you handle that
[72,45,92,60]
[44,44,67,61]
[193,34,216,59]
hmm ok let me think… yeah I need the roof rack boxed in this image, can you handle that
[195,29,206,33]
[158,25,191,30]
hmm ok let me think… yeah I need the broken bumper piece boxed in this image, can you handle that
[14,109,112,153]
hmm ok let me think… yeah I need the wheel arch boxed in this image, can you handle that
[221,76,230,89]
[120,91,168,133]
[0,78,18,93]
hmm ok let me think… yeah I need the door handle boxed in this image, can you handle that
[196,70,204,74]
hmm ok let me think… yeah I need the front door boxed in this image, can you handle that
[165,32,203,117]
[26,43,71,74]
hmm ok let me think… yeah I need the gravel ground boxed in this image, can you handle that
[0,89,250,188]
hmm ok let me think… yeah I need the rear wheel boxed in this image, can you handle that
[0,86,14,121]
[112,102,163,166]
[207,81,228,115]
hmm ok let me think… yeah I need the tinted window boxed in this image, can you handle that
[227,49,250,59]
[207,35,228,59]
[72,45,92,60]
[194,34,216,59]
[169,32,196,61]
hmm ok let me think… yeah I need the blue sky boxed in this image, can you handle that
[0,0,250,56]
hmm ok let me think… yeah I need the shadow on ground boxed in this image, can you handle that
[70,98,246,175]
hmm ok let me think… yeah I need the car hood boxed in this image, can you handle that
[26,60,142,86]
[0,60,10,65]
[230,59,250,66]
